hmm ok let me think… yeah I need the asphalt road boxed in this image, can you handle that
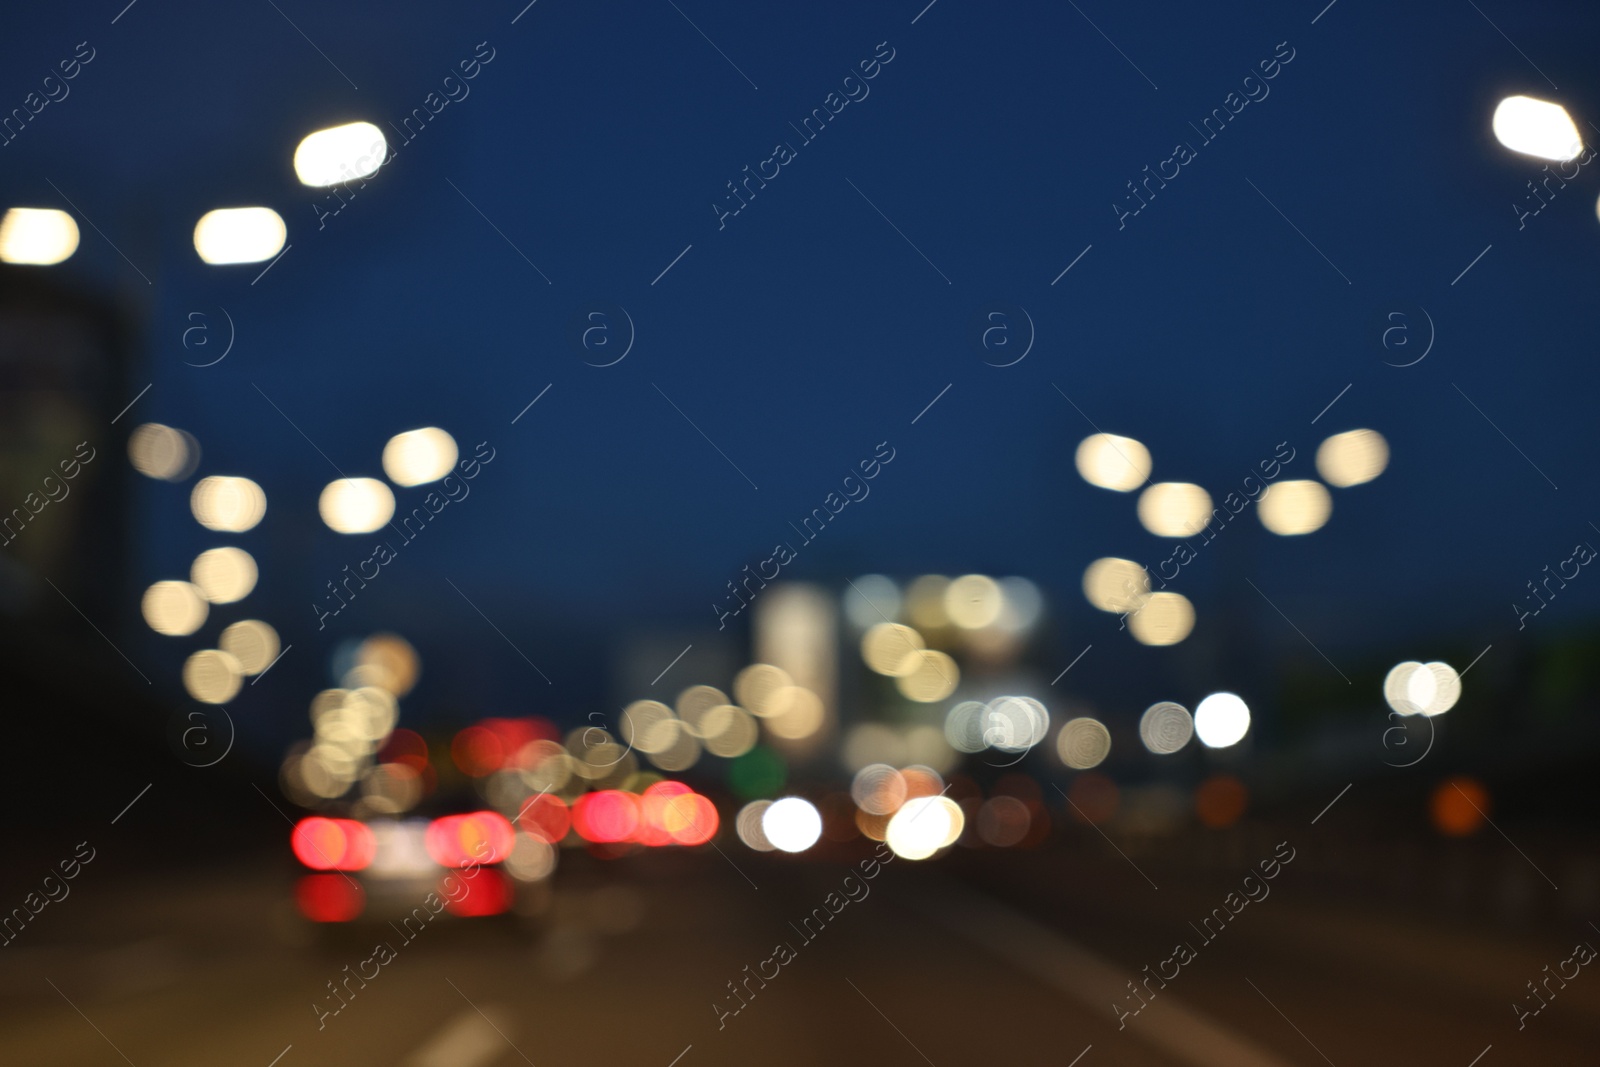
[0,833,1594,1067]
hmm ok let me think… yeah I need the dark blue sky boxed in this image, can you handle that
[6,0,1598,745]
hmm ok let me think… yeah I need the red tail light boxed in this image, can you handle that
[291,817,377,871]
[636,782,719,846]
[425,811,515,867]
[515,792,571,844]
[442,868,513,917]
[664,793,719,846]
[295,873,365,921]
[572,790,639,843]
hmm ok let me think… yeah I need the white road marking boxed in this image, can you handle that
[905,880,1295,1067]
[404,1006,515,1067]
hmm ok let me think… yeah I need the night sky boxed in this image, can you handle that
[6,0,1599,753]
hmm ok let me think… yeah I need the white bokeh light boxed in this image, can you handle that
[1139,701,1193,755]
[0,208,79,265]
[736,800,776,851]
[319,478,395,534]
[1316,429,1389,488]
[1057,717,1111,770]
[761,797,822,853]
[1194,692,1250,748]
[382,428,458,487]
[193,207,286,264]
[1258,480,1332,536]
[1492,96,1582,161]
[1137,482,1212,537]
[885,795,963,860]
[1075,433,1152,492]
[191,546,258,604]
[191,476,266,533]
[1384,660,1461,717]
[1418,663,1460,716]
[983,696,1049,753]
[141,580,208,636]
[293,121,388,187]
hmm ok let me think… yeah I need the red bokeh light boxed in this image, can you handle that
[572,790,639,843]
[482,717,557,755]
[451,726,503,777]
[426,811,515,867]
[443,868,513,917]
[636,785,676,846]
[379,728,430,772]
[295,873,364,922]
[291,817,377,871]
[379,731,438,796]
[452,718,562,777]
[633,793,675,846]
[636,781,689,846]
[516,792,571,844]
[664,793,719,846]
[632,783,719,847]
[643,780,692,800]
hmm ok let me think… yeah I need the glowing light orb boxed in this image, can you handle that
[1194,692,1250,748]
[761,797,822,853]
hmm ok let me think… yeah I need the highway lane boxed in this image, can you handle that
[953,826,1600,1066]
[0,849,1185,1067]
[1,837,1593,1066]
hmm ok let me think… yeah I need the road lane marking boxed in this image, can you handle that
[404,1005,515,1067]
[904,880,1295,1067]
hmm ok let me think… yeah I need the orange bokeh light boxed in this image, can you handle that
[855,807,890,841]
[1431,776,1490,837]
[663,793,719,846]
[627,783,718,846]
[636,781,688,846]
[901,767,943,801]
[1195,775,1249,829]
